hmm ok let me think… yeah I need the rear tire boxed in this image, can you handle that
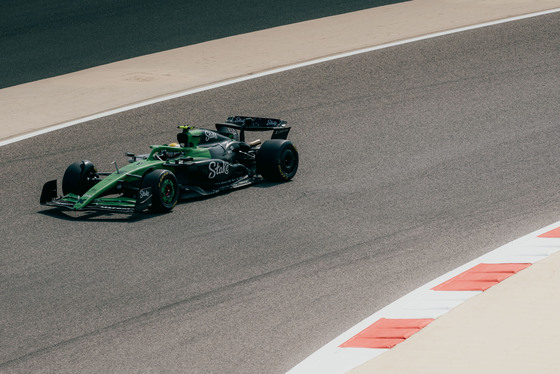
[256,140,299,182]
[62,160,97,195]
[142,169,179,213]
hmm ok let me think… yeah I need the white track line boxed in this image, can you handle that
[2,8,560,147]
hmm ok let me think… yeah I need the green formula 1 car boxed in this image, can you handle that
[40,116,299,213]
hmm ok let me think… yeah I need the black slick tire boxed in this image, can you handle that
[62,160,97,195]
[142,169,179,213]
[256,140,299,182]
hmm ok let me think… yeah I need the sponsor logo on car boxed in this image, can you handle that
[267,119,280,126]
[139,189,151,199]
[208,161,229,179]
[205,131,218,142]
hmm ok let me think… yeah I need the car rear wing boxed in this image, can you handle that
[215,116,291,141]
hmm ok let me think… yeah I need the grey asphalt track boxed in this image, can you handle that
[1,13,560,373]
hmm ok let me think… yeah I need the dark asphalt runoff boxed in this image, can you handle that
[1,12,560,374]
[0,0,405,89]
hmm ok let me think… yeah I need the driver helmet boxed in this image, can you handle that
[166,143,182,158]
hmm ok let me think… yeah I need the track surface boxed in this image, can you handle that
[0,0,404,88]
[1,13,560,373]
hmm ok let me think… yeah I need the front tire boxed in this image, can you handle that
[62,160,97,195]
[256,140,299,182]
[142,169,179,213]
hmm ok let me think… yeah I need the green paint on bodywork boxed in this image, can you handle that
[62,142,212,211]
[179,127,201,147]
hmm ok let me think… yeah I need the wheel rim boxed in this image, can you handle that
[281,149,296,174]
[160,178,176,205]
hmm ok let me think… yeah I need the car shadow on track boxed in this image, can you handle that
[37,208,158,222]
[36,181,287,221]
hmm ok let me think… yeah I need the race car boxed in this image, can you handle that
[40,116,299,213]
